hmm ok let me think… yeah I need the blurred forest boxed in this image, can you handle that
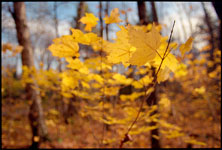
[1,2,221,148]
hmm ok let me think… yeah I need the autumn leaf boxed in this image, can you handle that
[48,35,79,58]
[71,28,100,45]
[104,25,136,67]
[79,13,99,32]
[112,73,133,85]
[153,52,178,72]
[2,43,13,53]
[104,8,122,24]
[129,24,162,66]
[179,37,193,57]
[65,57,89,74]
[12,45,23,57]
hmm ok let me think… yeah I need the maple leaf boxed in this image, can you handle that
[179,37,193,57]
[79,13,99,32]
[103,8,122,24]
[104,25,136,67]
[129,24,162,66]
[48,35,79,58]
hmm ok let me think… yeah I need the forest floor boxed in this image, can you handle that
[2,96,221,148]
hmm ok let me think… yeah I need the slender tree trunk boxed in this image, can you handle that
[212,2,222,51]
[137,2,160,148]
[11,2,48,148]
[64,2,86,124]
[146,67,160,148]
[105,2,109,41]
[53,2,62,72]
[137,1,149,25]
[122,2,129,25]
[75,2,86,30]
[151,2,158,24]
[201,2,216,73]
[99,2,103,38]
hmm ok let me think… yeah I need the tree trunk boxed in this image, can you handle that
[137,2,160,148]
[137,1,149,25]
[105,2,109,41]
[64,2,86,124]
[53,2,62,72]
[212,2,222,51]
[146,67,160,148]
[75,2,86,30]
[99,2,103,38]
[151,2,158,24]
[201,2,216,72]
[11,2,48,148]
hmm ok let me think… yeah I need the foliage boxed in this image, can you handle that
[2,7,221,149]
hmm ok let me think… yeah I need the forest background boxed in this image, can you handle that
[1,2,221,148]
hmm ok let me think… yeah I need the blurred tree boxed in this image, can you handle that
[99,2,103,38]
[212,2,222,50]
[137,1,149,25]
[151,2,158,24]
[9,2,49,148]
[64,2,87,124]
[53,2,62,72]
[105,2,109,41]
[201,2,219,72]
[74,2,86,30]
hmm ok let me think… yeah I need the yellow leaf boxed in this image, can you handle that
[120,92,144,101]
[185,138,206,146]
[2,43,13,53]
[48,35,79,58]
[112,73,133,85]
[104,25,136,67]
[179,37,193,57]
[34,136,40,142]
[156,67,170,83]
[129,24,162,66]
[81,81,90,89]
[79,13,99,32]
[103,8,122,24]
[65,57,83,70]
[46,119,56,127]
[71,28,100,45]
[103,86,119,96]
[194,86,205,94]
[159,96,171,109]
[174,63,188,78]
[132,81,143,89]
[49,109,59,115]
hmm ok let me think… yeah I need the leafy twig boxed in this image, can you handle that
[119,20,175,148]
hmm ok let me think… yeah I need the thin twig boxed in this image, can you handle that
[119,20,175,148]
[155,20,175,77]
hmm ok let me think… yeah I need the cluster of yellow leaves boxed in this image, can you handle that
[46,8,203,147]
